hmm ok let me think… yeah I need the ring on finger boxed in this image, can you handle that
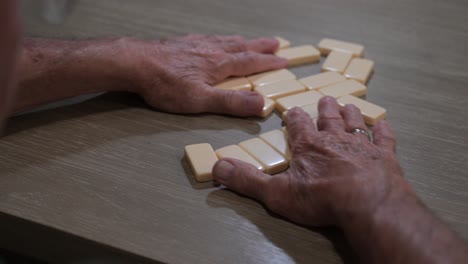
[351,128,372,142]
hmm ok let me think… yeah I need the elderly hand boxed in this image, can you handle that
[213,96,414,227]
[121,34,288,116]
[0,0,20,122]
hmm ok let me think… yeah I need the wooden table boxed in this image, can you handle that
[1,0,468,263]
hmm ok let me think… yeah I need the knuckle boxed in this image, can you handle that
[206,51,229,67]
[320,96,337,105]
[240,51,260,65]
[291,139,315,155]
[288,107,304,118]
[345,104,359,113]
[232,42,247,52]
[215,89,237,110]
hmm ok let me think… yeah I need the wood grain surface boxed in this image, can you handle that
[1,0,467,263]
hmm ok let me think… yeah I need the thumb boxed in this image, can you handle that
[206,88,264,117]
[213,158,271,201]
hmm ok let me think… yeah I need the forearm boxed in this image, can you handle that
[0,0,21,121]
[14,38,134,113]
[343,182,468,263]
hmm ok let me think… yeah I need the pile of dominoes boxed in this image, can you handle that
[185,37,386,182]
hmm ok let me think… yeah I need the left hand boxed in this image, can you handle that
[119,34,288,116]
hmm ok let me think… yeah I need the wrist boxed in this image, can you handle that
[338,180,418,263]
[106,37,162,95]
[81,38,138,93]
[339,176,417,234]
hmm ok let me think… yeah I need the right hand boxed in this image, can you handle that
[213,96,416,227]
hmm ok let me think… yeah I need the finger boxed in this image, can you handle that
[373,120,397,153]
[204,86,264,116]
[341,104,369,140]
[213,36,280,54]
[213,158,271,202]
[285,107,318,153]
[204,35,248,53]
[316,96,346,133]
[224,51,288,77]
[245,37,280,54]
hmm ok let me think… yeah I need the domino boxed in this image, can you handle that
[247,69,296,87]
[299,71,346,91]
[260,97,276,117]
[259,130,292,161]
[239,138,288,174]
[318,38,364,57]
[344,58,375,84]
[215,145,264,171]
[282,103,319,122]
[255,79,306,100]
[319,79,367,98]
[275,45,321,66]
[184,143,219,182]
[321,50,353,73]
[214,77,252,91]
[275,36,291,49]
[276,90,323,112]
[337,95,386,125]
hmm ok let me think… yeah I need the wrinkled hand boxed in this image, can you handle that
[122,34,288,116]
[0,0,20,121]
[213,96,414,227]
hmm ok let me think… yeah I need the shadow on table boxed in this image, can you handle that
[1,92,261,180]
[0,211,161,264]
[206,189,358,264]
[4,92,261,136]
[180,157,216,190]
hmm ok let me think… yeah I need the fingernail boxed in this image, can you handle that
[214,160,235,183]
[247,91,262,97]
[245,92,263,112]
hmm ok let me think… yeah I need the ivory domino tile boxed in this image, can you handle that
[318,38,364,57]
[299,71,346,91]
[275,36,291,49]
[255,79,306,100]
[260,97,276,117]
[321,50,353,73]
[319,79,367,98]
[344,58,375,84]
[214,77,252,91]
[184,143,218,182]
[247,69,296,87]
[337,95,386,125]
[259,130,292,161]
[276,90,323,112]
[275,45,321,66]
[282,103,319,121]
[215,145,264,171]
[239,138,288,174]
